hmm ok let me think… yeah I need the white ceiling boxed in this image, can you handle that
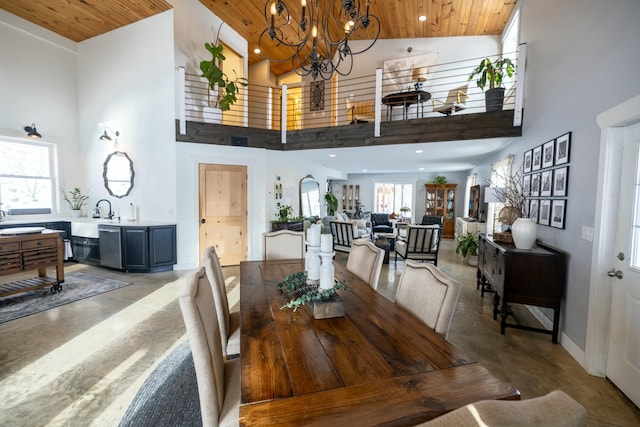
[284,137,516,175]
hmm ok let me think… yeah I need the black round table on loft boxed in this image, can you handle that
[382,90,431,121]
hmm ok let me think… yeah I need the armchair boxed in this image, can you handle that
[432,84,468,116]
[370,213,394,234]
[395,224,442,265]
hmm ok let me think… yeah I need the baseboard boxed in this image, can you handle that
[526,305,587,371]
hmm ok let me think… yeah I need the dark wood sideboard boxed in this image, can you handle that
[477,234,567,343]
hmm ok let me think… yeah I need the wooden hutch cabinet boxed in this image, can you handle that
[425,183,457,238]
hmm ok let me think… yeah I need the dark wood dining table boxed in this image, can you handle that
[239,259,519,426]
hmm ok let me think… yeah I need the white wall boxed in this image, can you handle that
[77,11,176,222]
[0,10,81,213]
[470,0,640,349]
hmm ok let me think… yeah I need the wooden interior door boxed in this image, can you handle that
[199,164,247,266]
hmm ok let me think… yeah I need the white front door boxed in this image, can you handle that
[606,121,640,407]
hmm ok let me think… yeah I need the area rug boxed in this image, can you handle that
[0,271,133,324]
[118,340,201,427]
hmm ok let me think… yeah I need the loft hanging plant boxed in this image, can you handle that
[199,23,248,112]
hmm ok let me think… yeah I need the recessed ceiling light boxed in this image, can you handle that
[415,149,423,154]
[329,154,336,157]
[362,169,368,172]
[418,15,427,22]
[254,48,261,54]
[419,167,425,171]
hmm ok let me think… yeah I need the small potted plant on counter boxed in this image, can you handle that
[62,187,89,217]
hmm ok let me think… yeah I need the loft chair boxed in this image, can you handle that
[345,98,375,123]
[432,84,468,116]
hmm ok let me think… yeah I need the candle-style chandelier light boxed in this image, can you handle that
[259,0,380,80]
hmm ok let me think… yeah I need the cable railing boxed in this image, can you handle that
[178,47,524,136]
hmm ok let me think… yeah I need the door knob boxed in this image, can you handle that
[201,218,206,224]
[607,269,623,279]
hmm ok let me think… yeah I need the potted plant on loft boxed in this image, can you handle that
[455,232,479,266]
[468,56,515,112]
[324,192,338,216]
[62,187,89,218]
[199,24,248,123]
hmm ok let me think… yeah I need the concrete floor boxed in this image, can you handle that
[0,239,638,426]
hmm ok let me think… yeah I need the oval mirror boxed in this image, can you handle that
[103,151,135,198]
[299,174,320,217]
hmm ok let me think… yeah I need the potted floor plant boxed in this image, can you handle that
[455,232,479,266]
[468,57,515,112]
[199,24,248,123]
[324,192,338,216]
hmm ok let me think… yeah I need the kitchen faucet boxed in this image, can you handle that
[95,199,113,219]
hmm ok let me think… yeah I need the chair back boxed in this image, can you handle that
[417,390,587,427]
[444,84,468,106]
[395,260,461,339]
[179,267,225,426]
[406,224,440,252]
[202,246,232,356]
[329,221,358,252]
[346,239,385,290]
[370,213,391,227]
[421,215,443,226]
[262,230,305,260]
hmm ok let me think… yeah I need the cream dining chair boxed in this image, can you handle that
[394,260,461,339]
[346,238,385,290]
[262,229,305,260]
[202,246,240,357]
[179,266,240,427]
[416,390,586,427]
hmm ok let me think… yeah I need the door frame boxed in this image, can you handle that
[586,94,640,376]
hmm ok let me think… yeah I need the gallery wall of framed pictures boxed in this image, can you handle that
[522,131,571,229]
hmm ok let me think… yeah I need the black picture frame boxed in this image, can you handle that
[532,145,543,170]
[540,170,553,197]
[529,199,539,223]
[553,166,569,197]
[555,132,571,165]
[542,139,555,168]
[524,150,533,173]
[551,200,566,229]
[522,174,531,197]
[531,173,541,197]
[539,200,551,226]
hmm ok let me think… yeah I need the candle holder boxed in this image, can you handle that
[319,250,335,290]
[305,243,320,285]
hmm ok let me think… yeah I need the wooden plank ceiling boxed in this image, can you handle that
[0,0,516,76]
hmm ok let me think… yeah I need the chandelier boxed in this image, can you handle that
[259,0,380,80]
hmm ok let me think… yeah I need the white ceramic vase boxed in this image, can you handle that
[70,209,82,218]
[511,218,537,250]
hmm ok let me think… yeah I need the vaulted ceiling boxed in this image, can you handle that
[0,0,517,77]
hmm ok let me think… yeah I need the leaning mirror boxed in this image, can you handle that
[103,151,135,198]
[299,174,320,217]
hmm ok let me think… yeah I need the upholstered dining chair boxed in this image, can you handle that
[262,229,305,260]
[202,246,240,357]
[395,260,461,339]
[179,267,240,427]
[346,238,386,290]
[416,390,587,426]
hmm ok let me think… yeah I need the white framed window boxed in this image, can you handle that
[374,182,413,217]
[0,138,58,216]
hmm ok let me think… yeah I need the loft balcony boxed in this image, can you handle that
[175,50,525,150]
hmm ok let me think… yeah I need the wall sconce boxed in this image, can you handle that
[24,123,42,138]
[100,128,120,149]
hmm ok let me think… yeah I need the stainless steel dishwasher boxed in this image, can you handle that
[99,225,122,269]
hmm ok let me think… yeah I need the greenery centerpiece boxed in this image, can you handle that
[278,271,346,312]
[468,56,515,112]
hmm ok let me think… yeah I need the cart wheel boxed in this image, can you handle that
[50,285,58,294]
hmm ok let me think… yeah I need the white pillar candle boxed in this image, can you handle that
[310,223,321,246]
[321,234,333,252]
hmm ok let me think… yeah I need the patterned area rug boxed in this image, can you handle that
[0,271,133,324]
[118,340,201,427]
